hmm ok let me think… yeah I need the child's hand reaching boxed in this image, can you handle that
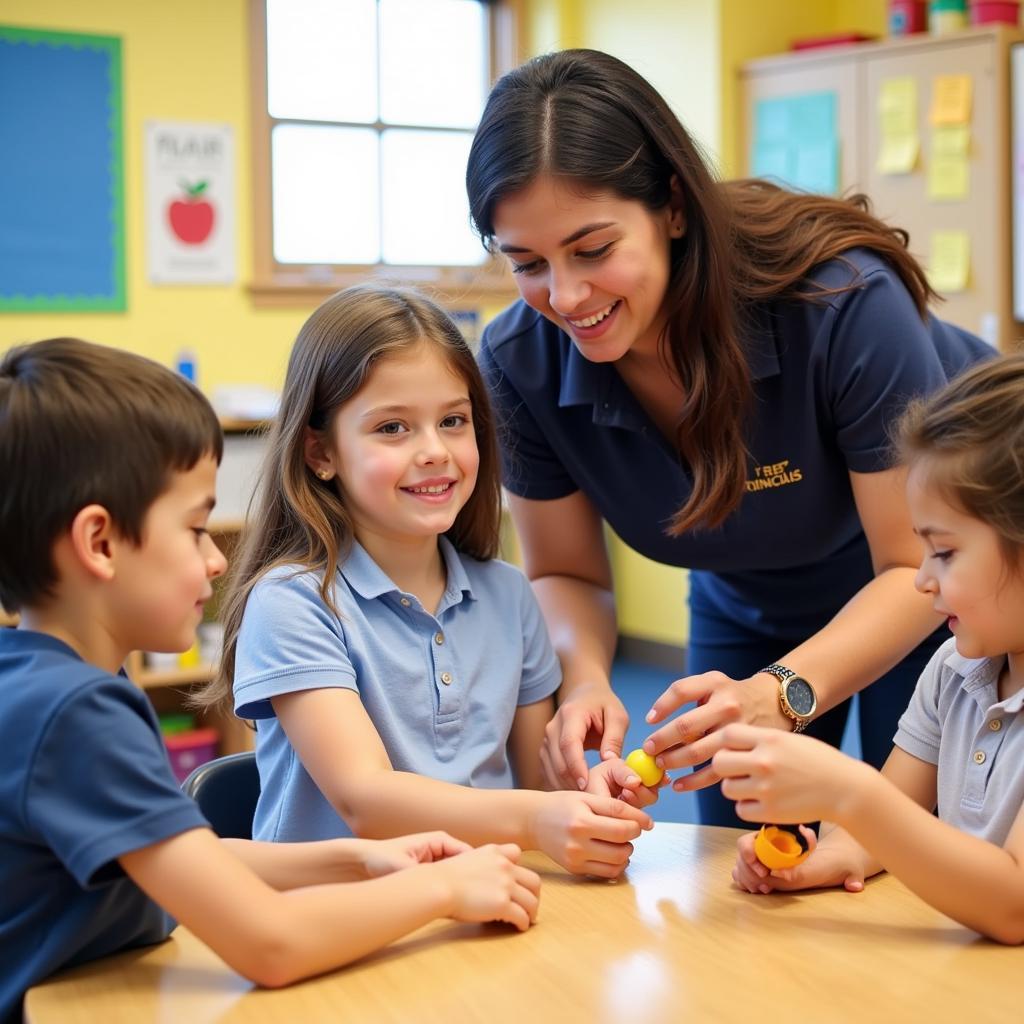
[585,758,663,809]
[531,791,653,878]
[359,831,473,879]
[425,843,541,931]
[732,827,868,895]
[711,723,874,825]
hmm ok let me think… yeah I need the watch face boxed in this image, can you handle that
[785,677,815,717]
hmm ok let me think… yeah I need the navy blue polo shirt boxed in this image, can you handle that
[0,629,208,1023]
[479,249,993,640]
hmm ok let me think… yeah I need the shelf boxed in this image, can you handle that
[133,663,216,690]
[208,518,244,535]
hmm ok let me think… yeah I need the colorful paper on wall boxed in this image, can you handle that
[928,230,970,293]
[752,92,839,195]
[877,76,919,174]
[880,77,917,136]
[932,124,970,157]
[794,140,839,195]
[930,74,972,125]
[877,136,920,174]
[928,154,970,199]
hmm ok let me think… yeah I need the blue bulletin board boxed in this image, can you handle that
[752,91,840,197]
[0,26,125,311]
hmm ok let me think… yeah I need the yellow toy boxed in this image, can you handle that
[624,748,664,788]
[753,825,810,870]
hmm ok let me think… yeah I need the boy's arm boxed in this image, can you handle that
[222,832,472,890]
[272,688,650,876]
[120,827,539,988]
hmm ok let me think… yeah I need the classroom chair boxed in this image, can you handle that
[181,751,260,840]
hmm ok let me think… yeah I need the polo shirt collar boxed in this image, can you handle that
[339,536,476,606]
[555,309,780,429]
[945,648,1024,712]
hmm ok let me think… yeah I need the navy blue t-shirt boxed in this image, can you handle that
[479,249,993,639]
[0,629,209,1023]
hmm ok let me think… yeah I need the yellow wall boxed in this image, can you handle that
[0,0,309,392]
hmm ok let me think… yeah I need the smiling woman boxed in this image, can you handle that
[465,48,996,827]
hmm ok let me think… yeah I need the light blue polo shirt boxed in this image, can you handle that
[233,537,562,841]
[895,637,1024,845]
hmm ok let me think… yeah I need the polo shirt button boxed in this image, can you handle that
[989,719,1002,732]
[434,632,445,645]
[440,671,453,685]
[973,750,986,765]
[400,597,411,607]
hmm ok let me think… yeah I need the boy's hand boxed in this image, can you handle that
[732,828,867,895]
[360,831,472,879]
[429,843,541,932]
[712,724,872,825]
[585,758,663,809]
[531,791,653,878]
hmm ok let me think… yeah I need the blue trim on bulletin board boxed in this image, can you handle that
[0,26,125,311]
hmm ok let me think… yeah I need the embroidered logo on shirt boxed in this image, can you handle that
[746,460,803,492]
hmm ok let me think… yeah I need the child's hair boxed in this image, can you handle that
[0,337,223,612]
[898,352,1024,569]
[197,284,502,712]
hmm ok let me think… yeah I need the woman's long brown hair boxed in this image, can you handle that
[467,49,936,534]
[192,285,502,714]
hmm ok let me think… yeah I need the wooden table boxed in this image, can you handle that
[25,823,1019,1023]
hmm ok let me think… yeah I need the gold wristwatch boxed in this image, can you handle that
[759,663,817,733]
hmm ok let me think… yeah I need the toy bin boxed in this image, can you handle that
[165,728,219,783]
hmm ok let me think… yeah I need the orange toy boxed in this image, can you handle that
[753,825,811,870]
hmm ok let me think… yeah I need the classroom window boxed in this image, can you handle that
[251,0,518,305]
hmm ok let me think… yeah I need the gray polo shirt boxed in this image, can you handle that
[895,637,1024,844]
[233,537,562,842]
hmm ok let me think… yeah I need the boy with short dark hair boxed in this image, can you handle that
[0,338,539,1023]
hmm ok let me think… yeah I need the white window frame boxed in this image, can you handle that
[249,0,521,307]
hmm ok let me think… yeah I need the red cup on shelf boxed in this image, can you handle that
[889,0,929,33]
[970,0,1020,24]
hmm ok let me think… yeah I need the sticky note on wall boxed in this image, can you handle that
[877,77,920,175]
[930,74,972,125]
[928,230,970,293]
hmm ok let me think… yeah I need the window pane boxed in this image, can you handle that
[267,0,377,123]
[381,130,485,266]
[272,124,380,264]
[379,0,487,129]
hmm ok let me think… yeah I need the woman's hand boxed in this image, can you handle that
[540,682,630,791]
[642,671,788,791]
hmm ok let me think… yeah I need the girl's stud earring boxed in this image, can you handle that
[316,469,331,480]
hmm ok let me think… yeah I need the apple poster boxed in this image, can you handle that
[145,121,235,284]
